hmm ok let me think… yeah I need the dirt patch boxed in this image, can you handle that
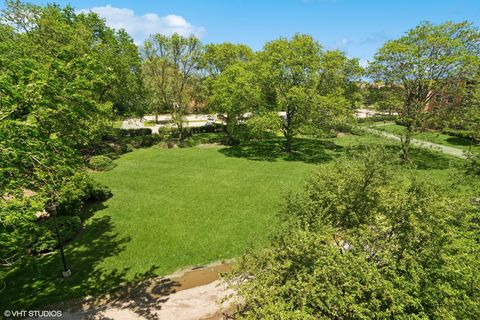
[148,262,233,296]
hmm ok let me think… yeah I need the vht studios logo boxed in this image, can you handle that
[4,310,62,318]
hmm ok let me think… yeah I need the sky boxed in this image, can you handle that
[5,0,480,66]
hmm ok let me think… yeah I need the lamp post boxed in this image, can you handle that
[49,203,71,278]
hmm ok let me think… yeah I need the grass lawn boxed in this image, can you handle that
[112,120,124,129]
[2,133,475,309]
[375,123,480,154]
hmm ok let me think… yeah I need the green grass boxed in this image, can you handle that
[112,120,123,129]
[2,138,329,308]
[376,123,480,154]
[143,120,156,127]
[2,133,475,309]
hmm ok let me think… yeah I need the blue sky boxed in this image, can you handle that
[7,0,480,65]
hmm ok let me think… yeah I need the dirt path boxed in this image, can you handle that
[39,262,236,320]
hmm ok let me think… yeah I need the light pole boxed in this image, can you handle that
[49,203,71,278]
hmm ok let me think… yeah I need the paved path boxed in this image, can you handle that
[362,124,467,159]
[121,115,220,134]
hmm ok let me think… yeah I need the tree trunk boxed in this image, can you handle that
[283,108,294,153]
[225,116,239,145]
[178,122,184,141]
[285,132,293,153]
[401,124,412,162]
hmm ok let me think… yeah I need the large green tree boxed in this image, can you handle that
[201,42,254,77]
[258,34,322,152]
[208,62,261,144]
[369,21,480,162]
[258,35,359,152]
[0,0,135,274]
[142,33,203,140]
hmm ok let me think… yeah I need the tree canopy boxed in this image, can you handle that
[369,21,480,161]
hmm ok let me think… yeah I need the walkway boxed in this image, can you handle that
[362,122,467,159]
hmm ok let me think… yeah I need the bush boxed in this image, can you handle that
[227,153,480,319]
[86,180,112,202]
[188,123,226,134]
[88,155,116,171]
[465,152,480,176]
[55,173,91,216]
[123,143,134,153]
[333,122,364,136]
[30,216,82,254]
[394,118,409,126]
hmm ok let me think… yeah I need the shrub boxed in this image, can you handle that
[123,143,134,153]
[227,153,480,319]
[30,216,82,254]
[88,155,116,171]
[86,180,112,202]
[189,123,226,134]
[442,128,477,142]
[55,173,91,216]
[465,152,480,176]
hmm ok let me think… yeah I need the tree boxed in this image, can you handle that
[369,21,480,162]
[208,62,261,144]
[143,33,203,140]
[74,12,146,117]
[258,34,322,152]
[364,83,404,115]
[201,42,254,77]
[200,42,255,118]
[318,50,363,109]
[258,35,359,152]
[0,0,123,274]
[227,150,480,319]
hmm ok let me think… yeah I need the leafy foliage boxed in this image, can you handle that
[142,33,203,140]
[0,0,133,269]
[228,151,480,319]
[209,62,262,144]
[88,155,116,172]
[369,21,480,161]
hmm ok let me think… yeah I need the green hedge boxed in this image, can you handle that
[357,114,398,123]
[120,128,152,136]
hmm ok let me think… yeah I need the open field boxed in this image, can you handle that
[1,132,476,309]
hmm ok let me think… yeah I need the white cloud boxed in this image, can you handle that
[332,38,349,50]
[78,5,205,44]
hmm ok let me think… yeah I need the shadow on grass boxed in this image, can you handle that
[0,203,166,320]
[377,144,460,170]
[219,137,343,164]
[445,136,475,147]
